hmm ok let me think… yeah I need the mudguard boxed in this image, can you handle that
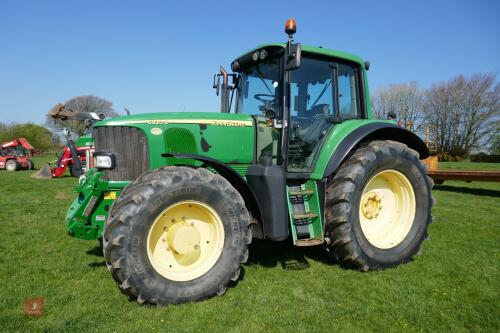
[162,153,263,227]
[323,123,429,178]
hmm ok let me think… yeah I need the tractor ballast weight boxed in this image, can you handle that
[65,19,434,305]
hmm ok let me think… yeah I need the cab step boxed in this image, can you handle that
[292,213,318,220]
[295,238,324,247]
[288,189,314,196]
[286,182,324,246]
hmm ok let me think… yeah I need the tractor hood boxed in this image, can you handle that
[93,112,256,169]
[96,112,254,128]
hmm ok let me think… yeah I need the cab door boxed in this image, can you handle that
[287,57,362,173]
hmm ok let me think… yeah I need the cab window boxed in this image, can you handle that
[288,57,334,171]
[338,64,360,118]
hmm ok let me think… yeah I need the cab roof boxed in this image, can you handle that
[234,43,366,69]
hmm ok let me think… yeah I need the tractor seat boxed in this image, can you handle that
[301,104,331,145]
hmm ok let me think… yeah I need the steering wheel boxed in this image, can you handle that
[254,94,275,103]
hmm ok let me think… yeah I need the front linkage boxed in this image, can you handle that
[66,169,121,240]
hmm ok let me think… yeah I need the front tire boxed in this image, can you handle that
[28,160,35,170]
[103,167,252,305]
[5,160,19,172]
[324,140,434,270]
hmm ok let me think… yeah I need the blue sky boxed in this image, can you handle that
[0,0,499,124]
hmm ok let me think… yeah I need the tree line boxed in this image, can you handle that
[1,95,117,151]
[372,73,499,156]
[0,122,55,151]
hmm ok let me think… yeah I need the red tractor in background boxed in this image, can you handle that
[0,138,35,171]
[47,142,92,178]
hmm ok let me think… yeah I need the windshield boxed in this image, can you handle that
[235,56,281,116]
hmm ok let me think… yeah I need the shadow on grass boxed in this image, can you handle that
[246,239,334,271]
[86,246,103,257]
[86,245,107,268]
[84,237,337,272]
[434,185,500,198]
[89,261,106,268]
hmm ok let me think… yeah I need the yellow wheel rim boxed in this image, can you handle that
[147,200,224,281]
[359,170,416,249]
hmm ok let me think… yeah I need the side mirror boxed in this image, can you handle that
[387,111,397,120]
[285,43,301,71]
[213,74,221,96]
[265,108,276,119]
[244,80,249,99]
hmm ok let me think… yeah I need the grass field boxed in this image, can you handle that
[0,157,499,332]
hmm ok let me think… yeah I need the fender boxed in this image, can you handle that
[323,123,429,178]
[162,152,263,228]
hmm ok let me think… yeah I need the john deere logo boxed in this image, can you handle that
[151,128,163,135]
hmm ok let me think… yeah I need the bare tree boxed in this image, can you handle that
[491,134,500,154]
[372,81,424,131]
[45,95,118,136]
[423,73,499,156]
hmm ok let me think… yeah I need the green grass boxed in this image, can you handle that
[439,161,500,171]
[0,158,499,332]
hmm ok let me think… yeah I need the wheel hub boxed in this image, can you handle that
[166,223,201,255]
[361,192,382,220]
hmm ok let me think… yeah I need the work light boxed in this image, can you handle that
[93,152,115,169]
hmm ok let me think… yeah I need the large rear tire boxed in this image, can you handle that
[103,166,252,305]
[324,140,434,270]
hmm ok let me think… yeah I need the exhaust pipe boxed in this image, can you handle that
[219,67,230,113]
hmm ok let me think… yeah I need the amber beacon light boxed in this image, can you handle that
[285,18,296,35]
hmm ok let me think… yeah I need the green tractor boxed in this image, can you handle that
[66,20,433,305]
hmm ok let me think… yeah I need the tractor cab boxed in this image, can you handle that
[215,20,368,174]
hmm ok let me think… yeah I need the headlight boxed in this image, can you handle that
[93,152,116,169]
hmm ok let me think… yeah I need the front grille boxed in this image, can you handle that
[93,126,149,181]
